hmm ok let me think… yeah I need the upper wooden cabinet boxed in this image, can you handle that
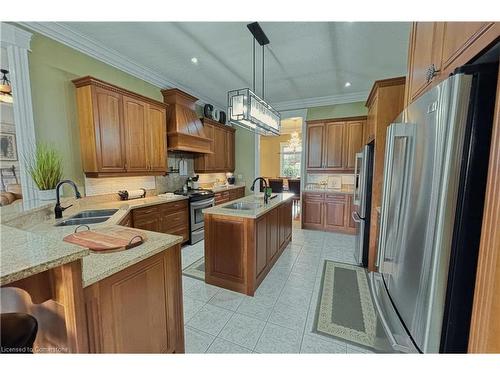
[194,118,236,173]
[73,76,167,177]
[305,116,365,173]
[406,22,499,104]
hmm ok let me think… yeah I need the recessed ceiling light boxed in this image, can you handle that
[344,82,351,88]
[191,57,199,65]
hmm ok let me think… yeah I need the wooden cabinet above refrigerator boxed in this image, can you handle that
[73,76,167,177]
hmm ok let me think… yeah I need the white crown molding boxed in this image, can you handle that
[274,91,370,112]
[17,22,226,110]
[1,22,33,50]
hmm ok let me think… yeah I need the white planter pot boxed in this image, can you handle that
[37,188,57,201]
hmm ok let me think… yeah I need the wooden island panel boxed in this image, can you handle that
[204,199,293,296]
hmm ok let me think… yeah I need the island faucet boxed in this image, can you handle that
[54,179,82,219]
[250,177,270,204]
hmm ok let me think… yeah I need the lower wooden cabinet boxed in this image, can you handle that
[302,192,355,234]
[84,245,184,353]
[131,200,189,243]
[214,186,245,205]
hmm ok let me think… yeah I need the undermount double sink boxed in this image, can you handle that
[55,209,118,227]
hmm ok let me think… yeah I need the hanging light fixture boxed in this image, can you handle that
[227,22,280,136]
[0,69,13,104]
[286,119,302,152]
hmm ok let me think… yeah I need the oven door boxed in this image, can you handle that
[190,198,215,232]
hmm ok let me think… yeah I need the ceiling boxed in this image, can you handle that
[54,22,411,110]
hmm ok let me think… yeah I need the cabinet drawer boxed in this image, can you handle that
[159,200,188,215]
[325,193,347,202]
[133,205,159,219]
[303,192,324,201]
[162,210,188,231]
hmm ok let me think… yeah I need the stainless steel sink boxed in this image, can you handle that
[71,209,118,218]
[55,216,110,227]
[224,202,263,210]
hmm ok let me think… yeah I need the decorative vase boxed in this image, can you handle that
[37,188,57,201]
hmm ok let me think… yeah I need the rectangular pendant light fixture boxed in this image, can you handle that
[227,23,281,136]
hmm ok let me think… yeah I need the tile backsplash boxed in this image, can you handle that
[84,176,156,196]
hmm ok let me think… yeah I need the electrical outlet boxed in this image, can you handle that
[238,174,243,179]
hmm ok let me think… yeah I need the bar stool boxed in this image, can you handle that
[1,313,38,354]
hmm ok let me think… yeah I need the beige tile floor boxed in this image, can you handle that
[181,226,376,354]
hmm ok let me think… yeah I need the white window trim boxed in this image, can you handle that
[1,23,37,207]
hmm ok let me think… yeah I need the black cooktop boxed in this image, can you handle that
[173,188,214,201]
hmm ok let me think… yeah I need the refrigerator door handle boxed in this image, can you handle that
[377,123,414,269]
[353,152,363,206]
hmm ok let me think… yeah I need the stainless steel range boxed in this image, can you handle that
[174,188,215,244]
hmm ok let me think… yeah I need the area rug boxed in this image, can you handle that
[313,260,378,350]
[182,257,205,281]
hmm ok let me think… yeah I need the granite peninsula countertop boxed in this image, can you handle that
[0,195,188,287]
[203,192,294,219]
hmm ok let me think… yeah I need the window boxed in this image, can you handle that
[280,142,301,178]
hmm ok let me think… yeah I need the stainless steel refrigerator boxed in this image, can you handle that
[370,62,498,353]
[352,142,374,267]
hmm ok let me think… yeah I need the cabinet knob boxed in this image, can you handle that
[425,64,440,83]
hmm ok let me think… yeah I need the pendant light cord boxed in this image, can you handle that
[262,45,265,99]
[252,38,256,92]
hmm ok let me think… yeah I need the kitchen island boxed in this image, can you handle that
[0,195,188,353]
[203,193,293,296]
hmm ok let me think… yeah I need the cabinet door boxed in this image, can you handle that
[441,22,492,72]
[303,199,324,227]
[324,121,345,170]
[324,199,347,231]
[133,207,160,232]
[214,126,226,171]
[147,104,167,172]
[344,121,365,170]
[256,215,268,278]
[205,123,216,170]
[94,87,126,172]
[266,208,279,263]
[123,96,148,172]
[96,253,171,353]
[366,95,378,144]
[278,204,286,249]
[306,123,324,170]
[225,130,235,172]
[407,22,443,102]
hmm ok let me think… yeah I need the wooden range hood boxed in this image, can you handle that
[161,88,213,154]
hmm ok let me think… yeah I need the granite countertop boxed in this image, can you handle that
[203,193,294,219]
[0,195,188,287]
[210,184,246,193]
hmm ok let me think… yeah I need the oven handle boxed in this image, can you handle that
[190,198,215,208]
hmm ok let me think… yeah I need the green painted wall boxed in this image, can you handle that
[306,101,367,121]
[28,33,163,189]
[234,128,256,194]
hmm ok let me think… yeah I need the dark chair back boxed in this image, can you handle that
[268,178,284,193]
[288,179,301,198]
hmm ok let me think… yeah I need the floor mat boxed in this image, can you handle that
[313,260,384,351]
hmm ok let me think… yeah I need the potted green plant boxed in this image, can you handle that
[27,143,63,201]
